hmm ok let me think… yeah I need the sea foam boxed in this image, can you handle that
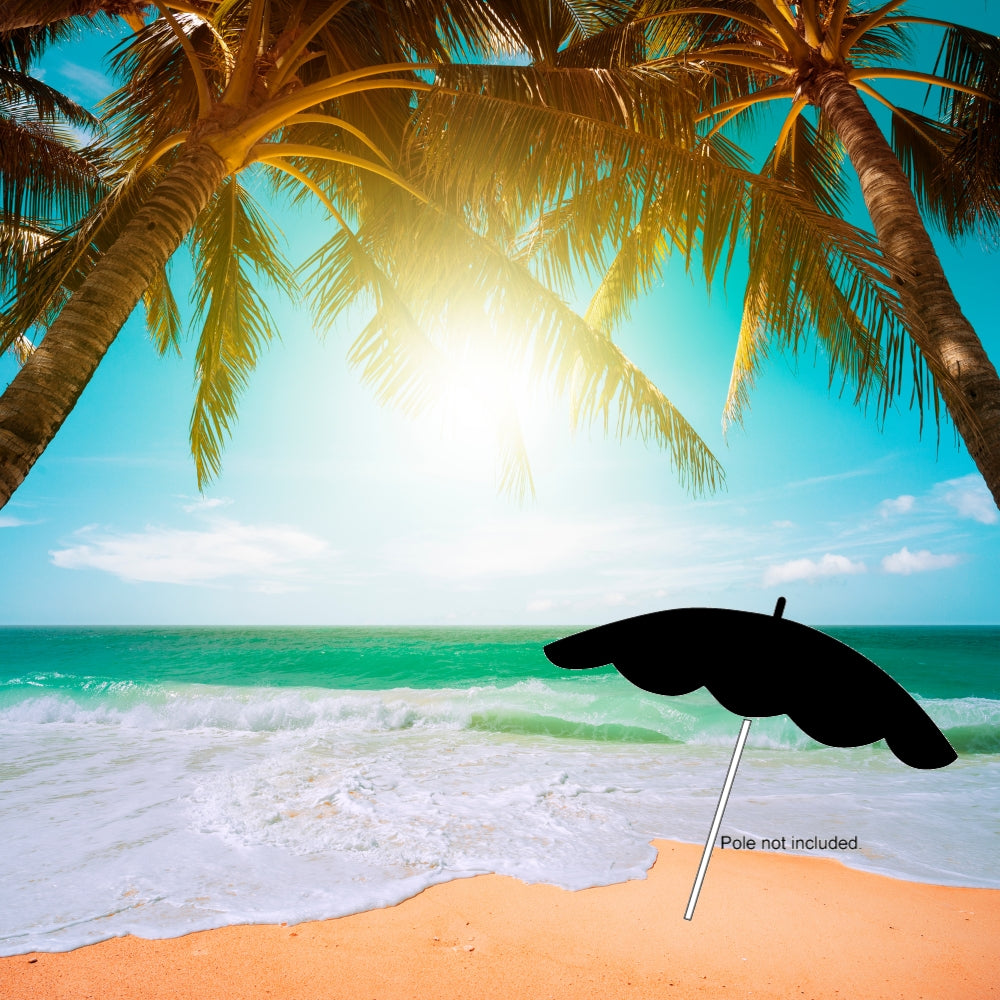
[1,671,997,956]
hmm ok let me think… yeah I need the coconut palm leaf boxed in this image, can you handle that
[305,183,725,496]
[0,2,151,34]
[887,107,965,232]
[0,66,100,126]
[0,160,162,354]
[495,401,536,502]
[0,110,104,234]
[0,19,110,361]
[724,180,903,428]
[188,175,295,485]
[760,109,849,216]
[423,53,912,415]
[102,12,218,169]
[303,211,452,422]
[144,259,182,356]
[927,21,1000,237]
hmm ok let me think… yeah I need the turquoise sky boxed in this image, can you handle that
[2,3,999,627]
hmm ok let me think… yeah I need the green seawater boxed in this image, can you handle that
[1,625,997,699]
[0,626,563,692]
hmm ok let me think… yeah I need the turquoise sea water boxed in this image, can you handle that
[1,625,998,955]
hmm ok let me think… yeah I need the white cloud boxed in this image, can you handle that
[526,598,556,614]
[879,494,915,518]
[57,62,112,99]
[380,507,780,621]
[940,475,997,524]
[386,508,774,598]
[762,553,866,586]
[181,496,233,513]
[881,547,960,575]
[787,466,877,488]
[50,518,328,590]
[0,515,27,528]
[389,514,642,579]
[771,520,795,529]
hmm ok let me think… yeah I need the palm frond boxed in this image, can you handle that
[843,14,912,65]
[723,180,913,429]
[511,170,654,298]
[301,204,544,498]
[0,219,53,300]
[762,108,850,217]
[0,161,162,354]
[413,61,699,247]
[724,273,770,426]
[264,119,414,242]
[551,0,647,68]
[929,22,1000,238]
[933,21,1000,116]
[103,12,218,168]
[0,110,104,235]
[308,187,724,496]
[303,213,452,419]
[144,260,181,355]
[494,395,536,500]
[0,11,93,54]
[0,2,147,35]
[634,0,777,54]
[0,68,100,128]
[0,21,107,280]
[626,0,793,139]
[188,175,296,486]
[888,106,971,233]
[580,219,671,336]
[368,0,525,63]
[6,332,34,363]
[478,0,627,66]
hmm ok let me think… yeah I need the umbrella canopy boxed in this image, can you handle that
[544,599,956,919]
[543,602,956,770]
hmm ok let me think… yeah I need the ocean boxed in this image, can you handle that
[1,625,998,956]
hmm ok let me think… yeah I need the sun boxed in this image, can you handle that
[405,322,563,497]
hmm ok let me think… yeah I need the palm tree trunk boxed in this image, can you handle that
[814,68,1000,509]
[0,141,228,509]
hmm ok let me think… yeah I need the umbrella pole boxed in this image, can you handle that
[683,717,752,921]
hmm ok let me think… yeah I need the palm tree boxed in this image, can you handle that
[0,0,722,508]
[421,0,1000,507]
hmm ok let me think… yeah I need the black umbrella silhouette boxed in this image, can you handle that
[543,597,956,918]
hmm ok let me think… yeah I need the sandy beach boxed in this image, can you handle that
[2,840,997,1000]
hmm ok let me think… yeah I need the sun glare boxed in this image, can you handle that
[408,328,561,492]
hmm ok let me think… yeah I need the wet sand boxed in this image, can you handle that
[2,840,997,999]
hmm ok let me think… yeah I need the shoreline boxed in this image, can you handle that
[3,840,997,1000]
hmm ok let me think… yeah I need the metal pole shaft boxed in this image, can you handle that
[684,717,752,921]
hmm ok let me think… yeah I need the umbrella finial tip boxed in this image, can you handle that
[773,596,787,618]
